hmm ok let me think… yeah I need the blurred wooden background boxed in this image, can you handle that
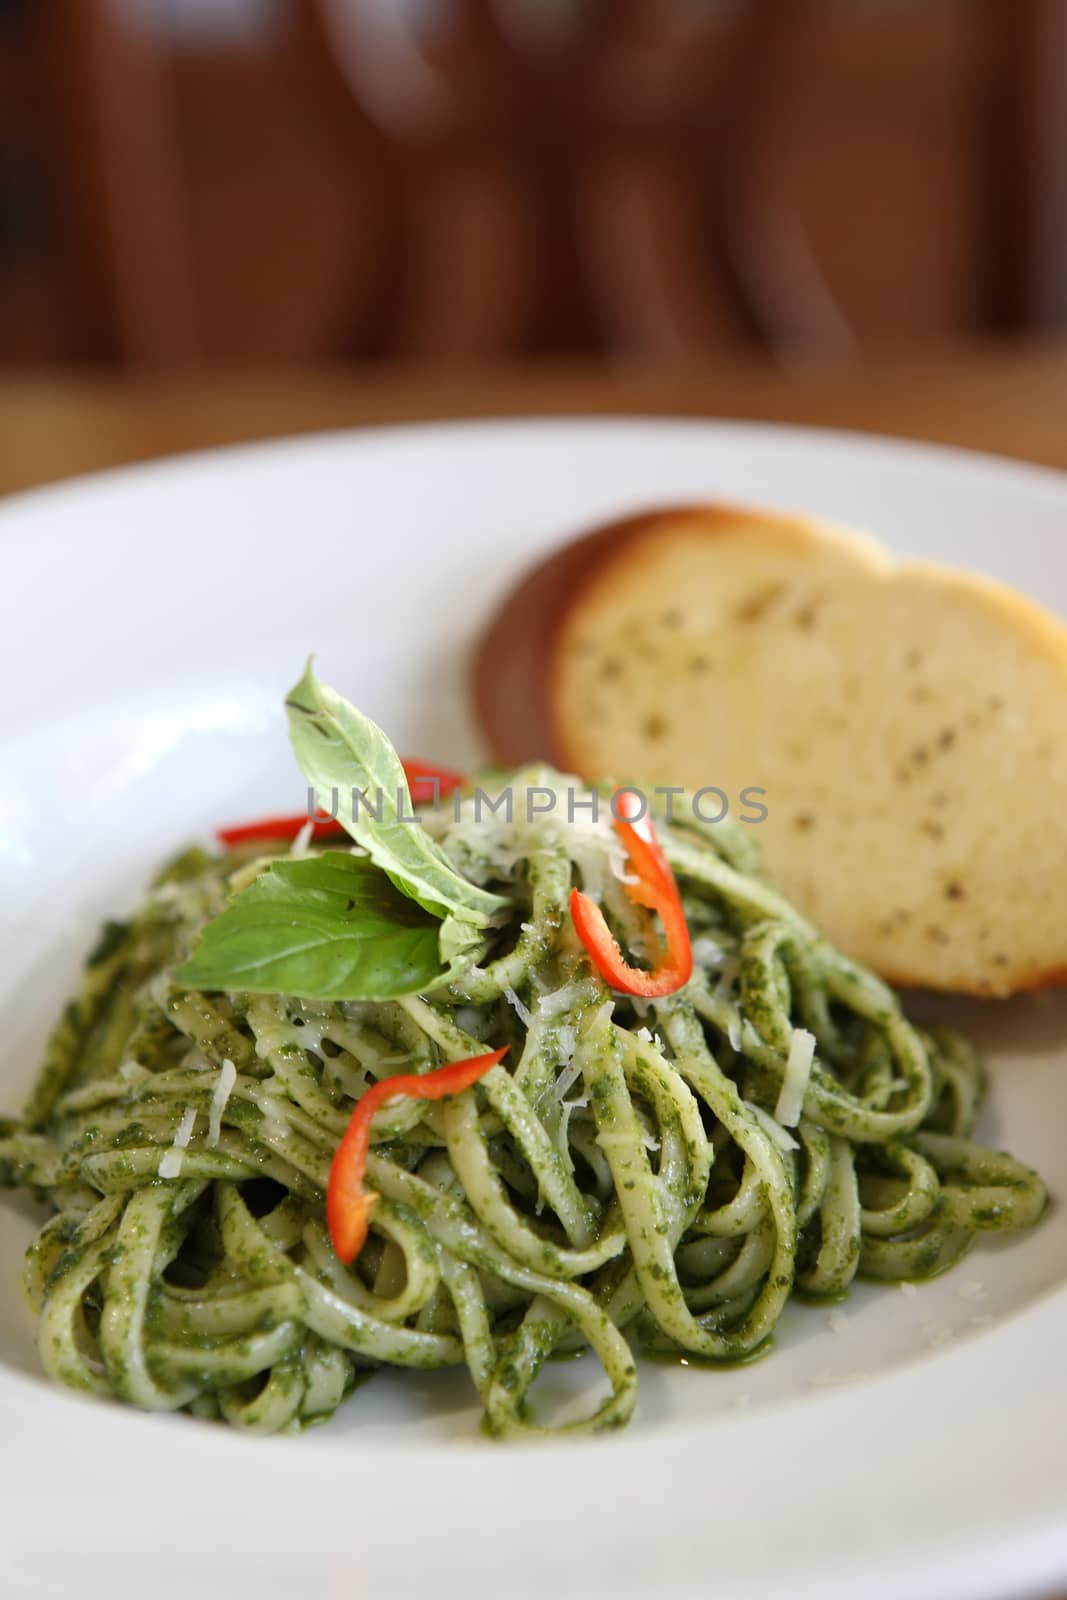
[0,0,1064,367]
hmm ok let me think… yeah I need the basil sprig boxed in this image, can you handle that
[285,662,506,930]
[174,852,448,1000]
[175,665,507,1000]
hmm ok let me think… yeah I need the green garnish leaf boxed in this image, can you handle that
[177,666,505,1002]
[285,661,507,930]
[174,852,450,1001]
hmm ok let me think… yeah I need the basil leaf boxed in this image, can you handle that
[173,852,448,1001]
[285,662,507,927]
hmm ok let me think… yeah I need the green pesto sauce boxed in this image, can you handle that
[641,1335,776,1372]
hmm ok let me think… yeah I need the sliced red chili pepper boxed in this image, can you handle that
[216,759,466,847]
[569,790,693,998]
[216,811,346,848]
[400,759,466,808]
[326,1046,508,1264]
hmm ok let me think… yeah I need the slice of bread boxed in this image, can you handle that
[474,504,1067,996]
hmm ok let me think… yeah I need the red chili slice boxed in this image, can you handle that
[569,790,692,998]
[326,1047,508,1264]
[216,760,466,847]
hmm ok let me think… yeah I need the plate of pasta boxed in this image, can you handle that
[1,419,1065,1600]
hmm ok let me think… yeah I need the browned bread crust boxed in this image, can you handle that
[474,503,1067,997]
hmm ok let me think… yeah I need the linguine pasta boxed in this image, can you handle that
[0,773,1047,1437]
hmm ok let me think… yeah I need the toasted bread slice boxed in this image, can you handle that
[474,504,1067,996]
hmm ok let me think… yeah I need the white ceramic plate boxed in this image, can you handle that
[1,420,1065,1600]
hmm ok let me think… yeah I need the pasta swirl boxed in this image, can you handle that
[0,780,1047,1436]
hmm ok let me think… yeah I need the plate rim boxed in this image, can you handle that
[2,413,1066,1600]
[2,412,1067,535]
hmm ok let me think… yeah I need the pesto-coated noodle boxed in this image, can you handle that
[0,776,1048,1436]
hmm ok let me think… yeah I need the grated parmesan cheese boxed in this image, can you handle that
[555,1057,584,1103]
[537,982,587,1020]
[774,1027,815,1128]
[555,1024,577,1070]
[556,1093,588,1165]
[158,1105,197,1180]
[504,987,534,1028]
[748,1104,799,1153]
[227,854,277,894]
[691,935,725,968]
[289,819,315,857]
[716,955,740,1000]
[290,1004,330,1053]
[143,969,173,1011]
[254,1015,295,1059]
[207,1058,237,1147]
